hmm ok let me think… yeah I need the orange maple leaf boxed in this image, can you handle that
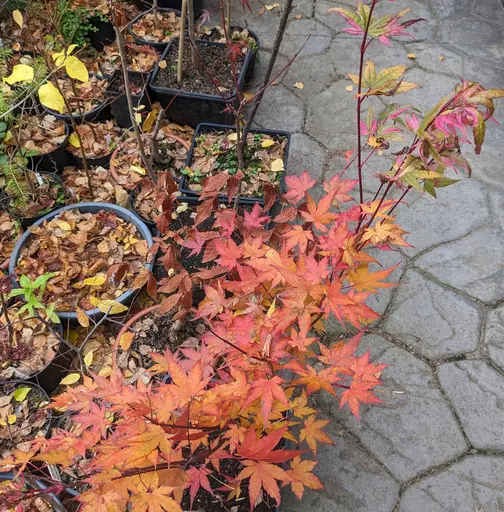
[286,456,324,500]
[339,379,383,421]
[346,263,398,293]
[130,485,181,512]
[300,194,336,231]
[299,415,334,455]
[242,376,289,425]
[237,460,290,508]
[283,225,314,252]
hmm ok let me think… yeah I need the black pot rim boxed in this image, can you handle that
[8,202,155,321]
[25,118,70,159]
[148,36,252,102]
[104,69,151,98]
[179,122,290,205]
[129,7,182,48]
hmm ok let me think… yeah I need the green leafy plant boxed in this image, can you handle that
[55,0,96,47]
[8,273,60,324]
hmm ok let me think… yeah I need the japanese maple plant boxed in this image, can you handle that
[2,1,503,511]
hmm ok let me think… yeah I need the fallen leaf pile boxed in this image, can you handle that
[52,75,108,116]
[133,175,173,221]
[110,134,152,190]
[3,171,64,218]
[0,306,59,380]
[187,131,287,197]
[93,43,160,75]
[131,10,181,43]
[16,209,150,312]
[67,121,121,158]
[15,114,67,155]
[62,165,128,205]
[0,211,20,261]
[0,382,50,459]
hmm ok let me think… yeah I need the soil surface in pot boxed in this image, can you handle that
[0,306,59,380]
[50,75,108,116]
[200,25,258,53]
[15,209,150,312]
[107,71,148,96]
[131,9,181,43]
[0,170,65,218]
[154,40,244,96]
[62,165,128,205]
[0,211,21,263]
[185,131,287,197]
[67,121,121,159]
[14,114,67,155]
[0,382,50,459]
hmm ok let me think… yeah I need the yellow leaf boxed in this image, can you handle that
[65,55,89,83]
[76,307,89,328]
[130,165,147,176]
[39,82,65,114]
[68,132,81,148]
[159,60,167,69]
[294,82,304,89]
[119,331,134,351]
[270,158,284,172]
[345,85,354,92]
[439,55,445,61]
[407,53,417,59]
[60,373,81,386]
[266,298,276,318]
[7,414,16,425]
[52,50,66,67]
[84,351,93,366]
[135,113,142,124]
[67,330,79,344]
[98,366,112,377]
[55,220,72,230]
[12,10,23,28]
[227,132,238,141]
[3,64,33,85]
[89,296,128,315]
[295,14,303,19]
[261,139,275,148]
[67,44,78,56]
[142,109,159,133]
[243,92,254,101]
[265,3,280,9]
[0,419,5,428]
[83,274,107,287]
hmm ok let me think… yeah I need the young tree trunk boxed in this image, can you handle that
[111,6,156,183]
[177,0,188,83]
[187,0,201,71]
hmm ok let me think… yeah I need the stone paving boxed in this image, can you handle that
[209,0,504,509]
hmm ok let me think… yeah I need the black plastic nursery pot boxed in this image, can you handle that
[132,0,202,15]
[0,470,67,512]
[28,122,73,173]
[43,74,111,124]
[105,69,151,129]
[179,123,290,207]
[129,8,182,50]
[70,144,115,169]
[9,202,155,323]
[88,15,116,51]
[7,171,67,228]
[148,38,252,127]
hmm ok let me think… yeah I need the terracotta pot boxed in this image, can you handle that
[109,132,191,189]
[114,304,161,349]
[0,224,23,271]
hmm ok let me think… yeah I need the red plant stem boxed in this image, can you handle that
[356,0,379,204]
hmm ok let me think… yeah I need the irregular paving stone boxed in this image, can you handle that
[429,0,473,18]
[248,50,289,90]
[253,84,305,132]
[284,52,341,98]
[382,269,480,359]
[438,360,504,450]
[399,455,504,512]
[484,306,504,371]
[306,80,360,150]
[318,336,467,481]
[404,43,464,76]
[436,16,504,45]
[471,0,504,23]
[282,422,400,512]
[287,133,328,179]
[397,178,491,256]
[415,225,504,304]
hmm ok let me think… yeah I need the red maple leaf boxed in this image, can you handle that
[243,203,269,229]
[242,376,288,425]
[181,231,205,257]
[339,379,383,420]
[284,171,317,203]
[215,238,243,270]
[300,194,336,231]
